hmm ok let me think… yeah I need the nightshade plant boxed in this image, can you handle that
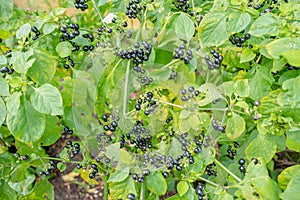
[0,0,300,199]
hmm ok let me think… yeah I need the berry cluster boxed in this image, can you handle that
[125,0,142,19]
[88,163,99,179]
[132,169,150,183]
[73,0,89,11]
[173,44,193,64]
[59,23,80,42]
[180,86,199,102]
[211,119,225,133]
[205,50,223,70]
[63,126,73,135]
[31,26,40,41]
[63,56,75,69]
[195,184,206,200]
[135,91,158,115]
[39,160,55,176]
[64,141,80,158]
[287,64,300,70]
[172,0,191,13]
[95,154,111,165]
[0,66,14,74]
[229,33,251,47]
[126,121,152,151]
[141,153,172,168]
[205,162,217,176]
[169,68,178,80]
[227,142,239,159]
[103,120,118,133]
[98,25,113,35]
[238,158,246,175]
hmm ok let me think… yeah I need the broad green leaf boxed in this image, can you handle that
[16,23,31,39]
[234,79,250,97]
[198,83,224,106]
[240,48,256,63]
[146,173,167,195]
[6,92,21,115]
[110,177,136,199]
[7,99,46,143]
[28,50,57,85]
[174,14,195,42]
[249,64,274,100]
[216,191,234,200]
[228,12,251,33]
[10,163,30,182]
[265,37,300,65]
[39,115,61,146]
[21,179,54,200]
[241,162,281,200]
[278,165,300,190]
[0,0,13,21]
[189,114,200,130]
[245,134,276,162]
[30,84,63,116]
[225,113,245,139]
[43,22,56,35]
[199,12,229,47]
[280,171,300,200]
[249,13,280,37]
[177,181,189,197]
[108,167,129,183]
[56,41,72,58]
[79,169,99,185]
[0,180,16,200]
[13,49,35,73]
[0,98,6,126]
[0,77,9,96]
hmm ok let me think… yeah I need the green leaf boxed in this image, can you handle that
[0,77,9,96]
[39,115,61,146]
[43,22,56,35]
[28,50,57,85]
[234,79,250,97]
[280,171,300,200]
[16,23,31,39]
[265,37,300,65]
[278,165,300,190]
[6,92,21,115]
[0,98,6,126]
[0,55,7,65]
[7,98,46,143]
[198,83,224,106]
[30,84,63,115]
[177,181,189,197]
[0,180,16,200]
[228,12,251,33]
[13,49,35,73]
[225,113,245,139]
[174,14,195,42]
[21,179,54,200]
[146,173,167,195]
[240,48,256,63]
[110,177,136,199]
[56,41,72,58]
[199,12,229,47]
[249,13,280,37]
[108,167,129,183]
[245,134,276,162]
[10,163,30,182]
[57,162,67,172]
[249,64,274,100]
[0,0,13,21]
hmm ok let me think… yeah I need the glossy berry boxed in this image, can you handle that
[89,173,96,179]
[22,155,29,160]
[127,193,135,200]
[162,171,169,178]
[239,158,245,165]
[254,100,261,106]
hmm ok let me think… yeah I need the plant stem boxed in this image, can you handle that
[161,59,180,70]
[41,156,82,164]
[156,99,185,109]
[198,176,220,187]
[140,182,145,200]
[123,60,131,116]
[91,0,103,21]
[103,176,109,200]
[214,159,242,183]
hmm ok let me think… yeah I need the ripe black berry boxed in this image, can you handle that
[127,193,135,200]
[239,158,245,165]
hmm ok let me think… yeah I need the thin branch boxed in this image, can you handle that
[214,159,242,183]
[123,60,131,116]
[91,0,104,22]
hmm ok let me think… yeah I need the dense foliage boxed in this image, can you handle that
[0,0,300,199]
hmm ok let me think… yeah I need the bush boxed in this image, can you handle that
[0,0,300,199]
